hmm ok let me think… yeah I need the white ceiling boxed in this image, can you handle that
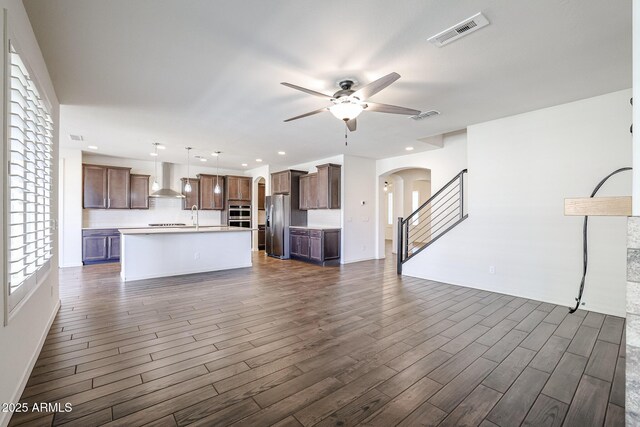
[23,0,631,170]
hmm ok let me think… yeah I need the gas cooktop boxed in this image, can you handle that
[148,223,186,227]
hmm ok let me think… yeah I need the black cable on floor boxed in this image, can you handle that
[569,167,632,313]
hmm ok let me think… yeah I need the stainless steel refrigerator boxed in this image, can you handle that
[265,194,307,259]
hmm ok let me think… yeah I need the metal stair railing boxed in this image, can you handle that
[397,169,468,274]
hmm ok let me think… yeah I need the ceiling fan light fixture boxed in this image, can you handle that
[329,100,364,121]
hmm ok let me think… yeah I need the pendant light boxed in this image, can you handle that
[213,151,222,194]
[184,147,192,193]
[151,143,160,191]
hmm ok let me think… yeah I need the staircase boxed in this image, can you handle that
[397,169,468,274]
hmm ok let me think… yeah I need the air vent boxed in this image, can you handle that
[69,134,84,141]
[428,12,489,47]
[410,110,441,121]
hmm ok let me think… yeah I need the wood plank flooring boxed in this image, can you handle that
[9,247,625,426]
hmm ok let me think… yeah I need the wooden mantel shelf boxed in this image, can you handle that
[564,196,632,216]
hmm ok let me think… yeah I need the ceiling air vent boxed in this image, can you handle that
[69,134,84,141]
[428,12,489,47]
[410,110,440,121]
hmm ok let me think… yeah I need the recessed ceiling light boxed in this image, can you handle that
[256,158,263,162]
[278,151,286,155]
[211,152,219,156]
[241,163,248,167]
[405,146,414,151]
[194,155,207,162]
[157,145,166,150]
[87,145,98,150]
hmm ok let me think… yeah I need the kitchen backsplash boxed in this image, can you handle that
[83,198,222,228]
[307,209,341,227]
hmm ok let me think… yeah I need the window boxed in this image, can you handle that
[7,42,53,312]
[412,190,419,224]
[387,192,393,225]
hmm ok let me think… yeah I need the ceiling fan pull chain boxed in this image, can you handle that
[345,122,348,146]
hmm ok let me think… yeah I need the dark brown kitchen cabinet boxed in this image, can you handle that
[271,170,307,195]
[271,170,289,194]
[226,176,252,201]
[106,167,131,209]
[258,224,265,250]
[83,164,131,209]
[316,163,341,209]
[130,174,150,209]
[289,227,340,265]
[107,235,121,259]
[82,229,120,264]
[258,183,265,210]
[290,228,310,258]
[198,174,225,210]
[181,178,200,210]
[83,165,108,208]
[299,173,318,210]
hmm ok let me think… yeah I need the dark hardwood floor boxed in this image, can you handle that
[10,246,625,426]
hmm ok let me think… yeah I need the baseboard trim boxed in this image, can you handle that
[0,299,60,427]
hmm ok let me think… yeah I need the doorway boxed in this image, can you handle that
[378,168,431,257]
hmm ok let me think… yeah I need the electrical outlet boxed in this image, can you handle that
[489,266,495,274]
[194,252,200,260]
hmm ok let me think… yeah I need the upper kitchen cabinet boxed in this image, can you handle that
[271,170,307,195]
[106,167,131,208]
[181,178,200,209]
[83,164,107,208]
[198,174,225,210]
[316,164,341,209]
[83,164,131,209]
[130,174,150,209]
[299,173,318,210]
[226,176,251,201]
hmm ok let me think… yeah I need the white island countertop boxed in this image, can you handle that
[119,226,252,281]
[119,226,255,235]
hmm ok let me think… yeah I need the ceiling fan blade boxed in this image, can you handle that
[346,118,357,132]
[281,82,333,99]
[365,102,421,116]
[283,107,328,122]
[353,72,401,100]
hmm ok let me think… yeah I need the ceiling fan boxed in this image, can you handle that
[281,72,421,132]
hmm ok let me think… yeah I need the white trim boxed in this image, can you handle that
[0,298,59,427]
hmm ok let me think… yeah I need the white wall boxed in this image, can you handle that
[342,155,377,263]
[58,148,82,267]
[404,90,632,316]
[376,132,468,258]
[0,3,61,426]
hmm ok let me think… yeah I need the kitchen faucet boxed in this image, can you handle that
[191,205,199,230]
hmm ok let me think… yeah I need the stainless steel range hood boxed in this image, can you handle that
[149,162,185,199]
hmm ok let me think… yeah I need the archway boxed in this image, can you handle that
[376,167,431,259]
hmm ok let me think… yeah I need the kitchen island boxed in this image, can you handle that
[119,226,252,281]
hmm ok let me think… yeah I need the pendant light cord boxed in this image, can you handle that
[569,167,632,313]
